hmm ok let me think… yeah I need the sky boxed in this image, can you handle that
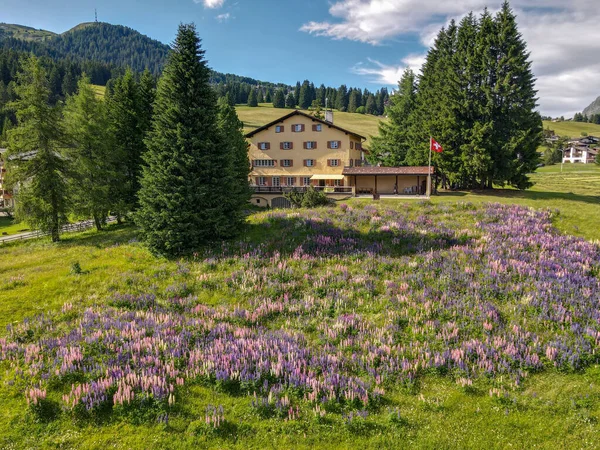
[2,0,599,117]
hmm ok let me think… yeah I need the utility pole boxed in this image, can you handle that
[95,9,98,23]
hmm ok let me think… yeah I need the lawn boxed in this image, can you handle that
[236,104,383,145]
[1,187,600,448]
[0,216,29,236]
[542,120,600,138]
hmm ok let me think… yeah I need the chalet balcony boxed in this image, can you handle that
[250,185,355,195]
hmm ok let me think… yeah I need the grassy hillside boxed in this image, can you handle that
[1,183,600,447]
[236,104,383,144]
[0,23,56,41]
[542,120,600,138]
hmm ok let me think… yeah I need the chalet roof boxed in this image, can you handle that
[343,166,434,176]
[244,110,367,140]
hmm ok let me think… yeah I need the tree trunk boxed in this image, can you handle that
[94,214,103,231]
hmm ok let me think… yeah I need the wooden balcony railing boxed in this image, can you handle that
[251,186,355,195]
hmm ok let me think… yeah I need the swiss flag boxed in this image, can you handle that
[430,138,443,153]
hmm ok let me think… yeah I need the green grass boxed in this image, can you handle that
[1,168,600,448]
[413,164,600,242]
[91,84,106,99]
[0,216,30,236]
[1,207,600,448]
[543,120,600,138]
[236,104,383,145]
[0,23,56,41]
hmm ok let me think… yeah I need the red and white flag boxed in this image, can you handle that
[430,138,443,153]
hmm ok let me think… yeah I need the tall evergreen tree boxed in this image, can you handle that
[273,89,285,108]
[63,75,112,230]
[294,81,301,108]
[6,55,69,241]
[217,97,251,233]
[348,89,359,113]
[247,88,258,107]
[265,90,272,103]
[369,69,416,166]
[105,69,145,215]
[256,89,264,104]
[299,80,312,109]
[335,85,348,111]
[285,92,296,108]
[136,23,240,255]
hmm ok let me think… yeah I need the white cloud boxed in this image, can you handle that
[302,0,600,117]
[216,13,231,22]
[196,0,225,9]
[352,55,425,85]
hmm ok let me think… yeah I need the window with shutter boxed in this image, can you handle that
[350,142,354,149]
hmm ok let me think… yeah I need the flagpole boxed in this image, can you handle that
[428,137,432,197]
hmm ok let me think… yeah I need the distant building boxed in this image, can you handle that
[562,136,598,164]
[245,110,432,207]
[0,149,14,209]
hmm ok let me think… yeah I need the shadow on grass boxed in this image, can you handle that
[437,189,600,205]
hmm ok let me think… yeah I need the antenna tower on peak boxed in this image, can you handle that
[95,9,98,23]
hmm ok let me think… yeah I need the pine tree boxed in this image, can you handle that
[335,85,348,111]
[136,23,238,255]
[105,69,146,216]
[369,69,416,166]
[217,97,251,233]
[299,80,311,109]
[286,92,296,108]
[256,89,264,104]
[247,88,258,107]
[63,75,112,230]
[6,55,69,241]
[365,94,376,115]
[273,89,285,108]
[265,90,272,103]
[294,81,301,108]
[348,89,358,113]
[489,2,541,189]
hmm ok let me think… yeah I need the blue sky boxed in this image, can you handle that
[2,0,600,117]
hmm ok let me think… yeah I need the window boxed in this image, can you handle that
[313,124,322,132]
[328,141,340,149]
[272,177,280,187]
[275,125,284,133]
[304,159,316,167]
[253,160,276,167]
[281,142,293,150]
[292,124,304,132]
[328,159,340,167]
[350,141,354,149]
[285,177,296,186]
[356,142,362,151]
[334,179,343,187]
[258,142,270,150]
[257,177,267,186]
[305,141,317,149]
[301,177,311,186]
[281,159,293,167]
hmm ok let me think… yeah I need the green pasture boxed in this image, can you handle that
[542,120,600,138]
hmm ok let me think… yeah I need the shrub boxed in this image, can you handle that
[70,261,83,275]
[301,187,330,208]
[356,106,366,114]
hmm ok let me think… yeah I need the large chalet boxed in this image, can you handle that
[245,110,433,207]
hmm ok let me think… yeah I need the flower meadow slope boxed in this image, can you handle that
[1,203,599,424]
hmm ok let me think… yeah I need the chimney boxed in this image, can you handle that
[325,110,334,124]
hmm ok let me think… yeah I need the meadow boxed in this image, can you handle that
[542,120,600,139]
[1,165,600,448]
[236,104,383,144]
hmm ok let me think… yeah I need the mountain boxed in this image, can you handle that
[583,96,600,118]
[0,22,169,75]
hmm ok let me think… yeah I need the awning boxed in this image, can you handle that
[310,174,345,180]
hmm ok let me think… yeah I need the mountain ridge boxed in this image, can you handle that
[582,96,600,118]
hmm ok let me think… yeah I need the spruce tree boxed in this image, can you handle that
[335,85,348,111]
[217,97,251,233]
[6,55,69,241]
[265,90,272,103]
[370,69,416,166]
[136,23,237,255]
[273,89,285,108]
[105,69,145,215]
[299,80,311,109]
[294,81,301,108]
[63,75,112,230]
[348,89,358,113]
[285,92,296,108]
[256,89,264,104]
[247,88,258,107]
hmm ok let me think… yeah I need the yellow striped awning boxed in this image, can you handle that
[310,174,345,180]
